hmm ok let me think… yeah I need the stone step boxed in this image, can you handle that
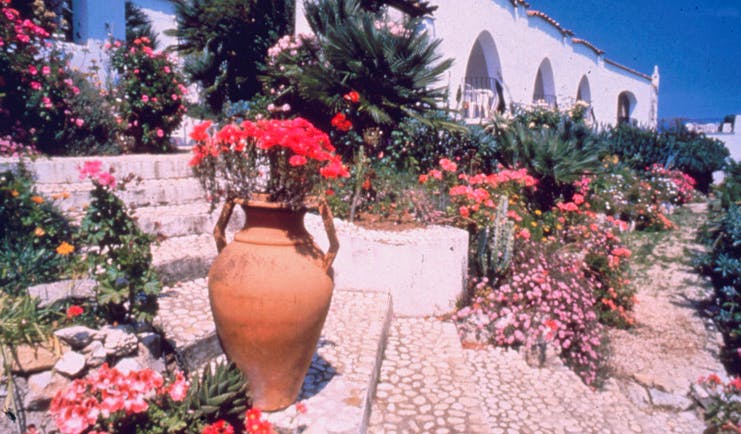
[35,177,206,214]
[152,234,218,284]
[133,202,244,238]
[368,318,490,433]
[0,152,194,184]
[154,280,393,434]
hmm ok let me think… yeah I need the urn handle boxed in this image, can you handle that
[317,197,339,272]
[213,199,236,254]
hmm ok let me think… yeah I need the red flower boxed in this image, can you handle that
[343,90,360,103]
[190,120,212,142]
[439,158,457,173]
[331,113,352,132]
[66,305,84,319]
[289,155,308,167]
[418,174,428,184]
[202,420,234,434]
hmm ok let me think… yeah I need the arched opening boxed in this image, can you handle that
[532,58,556,107]
[576,75,591,103]
[463,31,506,119]
[617,91,637,124]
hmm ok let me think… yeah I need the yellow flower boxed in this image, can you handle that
[34,227,45,237]
[56,241,75,256]
[534,210,542,216]
[31,195,44,204]
[530,221,537,227]
[11,190,19,197]
[556,224,563,230]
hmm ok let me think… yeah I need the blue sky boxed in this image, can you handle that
[529,0,740,121]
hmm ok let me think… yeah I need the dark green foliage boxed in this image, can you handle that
[388,112,498,173]
[263,0,452,155]
[717,160,741,210]
[78,182,161,324]
[167,0,293,116]
[598,124,728,193]
[126,1,159,49]
[0,167,75,296]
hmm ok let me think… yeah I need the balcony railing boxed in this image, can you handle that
[532,94,558,108]
[462,76,502,120]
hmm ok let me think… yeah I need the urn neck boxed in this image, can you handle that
[234,203,310,246]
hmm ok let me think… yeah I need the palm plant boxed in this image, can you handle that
[497,122,601,210]
[264,0,452,146]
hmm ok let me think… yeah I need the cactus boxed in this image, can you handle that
[185,359,249,427]
[476,196,515,280]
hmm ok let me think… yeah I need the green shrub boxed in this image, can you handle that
[63,71,121,155]
[0,166,76,296]
[387,112,498,173]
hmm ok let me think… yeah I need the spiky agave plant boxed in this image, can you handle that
[184,359,250,429]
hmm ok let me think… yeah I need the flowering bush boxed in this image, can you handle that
[456,240,608,386]
[76,160,161,324]
[0,1,91,154]
[694,374,741,433]
[0,165,76,295]
[50,364,190,434]
[190,117,348,209]
[644,163,696,206]
[108,37,186,152]
[419,159,538,234]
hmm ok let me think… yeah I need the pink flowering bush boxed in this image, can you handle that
[457,240,608,386]
[0,1,95,154]
[644,163,696,206]
[108,37,186,152]
[50,364,189,434]
[419,159,538,233]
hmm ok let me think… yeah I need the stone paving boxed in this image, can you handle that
[368,318,490,433]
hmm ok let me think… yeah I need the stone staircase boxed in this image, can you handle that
[0,154,485,433]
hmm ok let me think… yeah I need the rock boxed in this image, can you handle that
[24,371,70,411]
[54,351,86,378]
[137,332,162,358]
[82,341,107,368]
[522,340,562,368]
[689,383,714,409]
[114,357,143,374]
[54,326,101,349]
[101,325,138,357]
[648,388,693,411]
[2,344,60,374]
[623,382,651,408]
[27,279,95,307]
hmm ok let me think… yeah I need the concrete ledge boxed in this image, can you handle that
[0,152,193,184]
[306,214,469,317]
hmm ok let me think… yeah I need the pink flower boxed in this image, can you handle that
[75,118,85,127]
[156,128,164,138]
[28,65,37,75]
[42,65,51,75]
[79,160,102,180]
[518,228,531,240]
[439,158,457,173]
[30,81,41,90]
[163,66,171,74]
[167,371,189,402]
[97,172,116,189]
[42,97,52,108]
[141,95,149,103]
[289,155,307,166]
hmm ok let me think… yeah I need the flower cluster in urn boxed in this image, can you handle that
[189,118,349,209]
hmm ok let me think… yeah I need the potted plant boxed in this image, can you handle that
[189,117,348,410]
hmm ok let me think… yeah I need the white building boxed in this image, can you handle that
[66,0,659,127]
[297,0,660,127]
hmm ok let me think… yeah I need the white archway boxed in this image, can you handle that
[617,91,637,124]
[532,58,556,107]
[576,75,591,103]
[463,31,506,117]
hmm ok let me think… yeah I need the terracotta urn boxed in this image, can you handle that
[207,197,338,411]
